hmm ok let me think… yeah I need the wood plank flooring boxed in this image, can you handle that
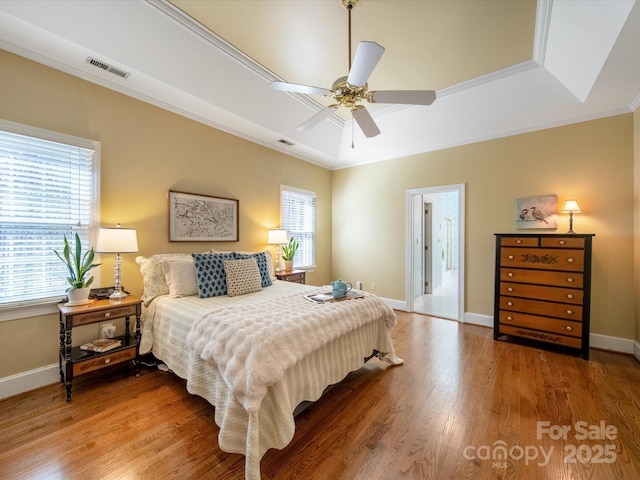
[1,312,640,479]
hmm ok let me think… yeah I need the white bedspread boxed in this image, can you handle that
[140,281,402,480]
[188,287,400,412]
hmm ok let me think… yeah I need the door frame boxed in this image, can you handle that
[405,183,466,321]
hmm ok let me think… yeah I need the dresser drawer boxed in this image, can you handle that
[71,304,139,327]
[499,324,582,349]
[540,237,585,249]
[500,237,539,247]
[500,282,583,304]
[499,311,582,337]
[501,247,584,272]
[72,347,136,376]
[500,268,583,288]
[500,296,582,320]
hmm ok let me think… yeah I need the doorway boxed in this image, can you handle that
[406,184,465,321]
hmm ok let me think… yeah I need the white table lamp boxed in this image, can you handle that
[560,200,582,234]
[96,224,138,299]
[268,229,288,272]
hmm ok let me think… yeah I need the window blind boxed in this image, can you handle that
[281,186,315,269]
[0,127,97,307]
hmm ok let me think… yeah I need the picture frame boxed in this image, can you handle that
[169,190,239,241]
[516,195,558,229]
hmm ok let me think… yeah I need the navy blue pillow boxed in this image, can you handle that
[192,252,235,297]
[234,252,273,288]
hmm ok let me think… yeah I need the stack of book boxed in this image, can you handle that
[80,338,122,352]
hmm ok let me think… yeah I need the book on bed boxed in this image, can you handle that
[305,292,365,303]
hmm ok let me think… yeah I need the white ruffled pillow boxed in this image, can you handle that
[136,253,194,306]
[160,257,198,297]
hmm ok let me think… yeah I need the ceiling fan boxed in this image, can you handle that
[270,0,436,138]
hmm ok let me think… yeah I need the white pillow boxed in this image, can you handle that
[160,258,198,297]
[136,253,194,306]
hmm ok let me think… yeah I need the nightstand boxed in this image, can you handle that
[57,295,142,401]
[275,269,306,284]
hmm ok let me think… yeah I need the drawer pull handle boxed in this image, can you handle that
[507,301,513,306]
[508,255,514,260]
[507,287,513,292]
[559,240,566,245]
[516,240,522,244]
[565,325,573,331]
[508,272,514,277]
[567,277,574,283]
[566,294,574,299]
[566,310,573,315]
[507,316,513,320]
[567,258,574,263]
[104,358,111,364]
[104,312,111,318]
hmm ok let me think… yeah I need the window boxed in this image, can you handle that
[0,120,100,318]
[281,185,315,269]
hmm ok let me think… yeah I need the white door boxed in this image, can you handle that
[406,184,465,321]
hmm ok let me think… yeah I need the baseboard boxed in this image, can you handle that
[634,341,640,363]
[590,333,635,355]
[0,363,59,400]
[383,297,406,311]
[463,312,493,328]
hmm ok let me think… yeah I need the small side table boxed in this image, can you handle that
[57,295,142,401]
[275,269,306,284]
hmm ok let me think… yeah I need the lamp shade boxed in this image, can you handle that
[561,200,582,213]
[96,227,138,253]
[268,229,288,245]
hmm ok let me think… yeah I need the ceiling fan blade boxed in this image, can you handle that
[297,107,337,132]
[270,81,332,97]
[352,107,381,138]
[347,41,385,88]
[370,90,437,105]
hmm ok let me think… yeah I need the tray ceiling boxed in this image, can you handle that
[0,0,639,169]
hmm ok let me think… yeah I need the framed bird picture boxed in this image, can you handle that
[516,195,558,229]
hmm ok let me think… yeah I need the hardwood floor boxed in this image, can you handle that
[1,312,640,479]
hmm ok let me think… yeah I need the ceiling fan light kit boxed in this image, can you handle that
[270,0,436,139]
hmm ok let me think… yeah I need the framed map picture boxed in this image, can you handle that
[169,190,239,241]
[516,194,557,229]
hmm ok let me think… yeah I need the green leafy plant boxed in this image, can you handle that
[281,237,299,261]
[53,233,101,291]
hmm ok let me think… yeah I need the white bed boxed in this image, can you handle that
[136,251,402,480]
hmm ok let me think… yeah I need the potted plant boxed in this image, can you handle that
[54,233,101,304]
[281,237,299,271]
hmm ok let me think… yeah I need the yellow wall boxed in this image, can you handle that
[332,115,636,340]
[0,49,638,383]
[0,51,332,378]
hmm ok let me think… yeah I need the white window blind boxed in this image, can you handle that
[281,185,315,269]
[0,121,99,311]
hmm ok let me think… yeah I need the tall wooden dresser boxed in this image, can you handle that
[494,233,595,359]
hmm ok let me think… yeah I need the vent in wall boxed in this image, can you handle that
[86,56,130,79]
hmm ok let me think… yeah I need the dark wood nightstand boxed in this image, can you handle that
[57,295,142,401]
[275,269,306,284]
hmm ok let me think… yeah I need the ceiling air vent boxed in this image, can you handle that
[86,56,130,79]
[277,139,294,146]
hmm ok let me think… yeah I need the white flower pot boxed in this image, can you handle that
[67,287,90,305]
[284,260,294,271]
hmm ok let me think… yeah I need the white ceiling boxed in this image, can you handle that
[0,0,639,170]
